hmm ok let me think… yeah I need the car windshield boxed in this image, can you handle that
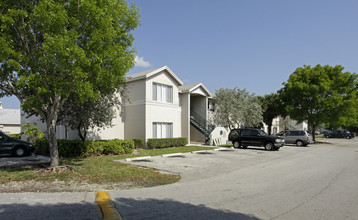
[258,130,268,136]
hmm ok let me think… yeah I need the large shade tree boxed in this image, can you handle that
[213,88,263,129]
[279,64,358,141]
[0,0,140,167]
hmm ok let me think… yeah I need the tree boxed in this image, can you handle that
[258,93,281,135]
[0,0,140,167]
[213,88,263,129]
[279,64,358,141]
[59,92,122,142]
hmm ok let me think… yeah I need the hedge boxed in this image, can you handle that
[35,138,134,158]
[147,137,188,149]
[133,138,145,149]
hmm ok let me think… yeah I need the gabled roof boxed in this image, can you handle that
[179,83,212,97]
[126,66,183,86]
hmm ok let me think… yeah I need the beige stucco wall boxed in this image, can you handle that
[123,103,146,140]
[141,71,182,141]
[87,109,125,140]
[126,80,146,103]
[180,93,190,143]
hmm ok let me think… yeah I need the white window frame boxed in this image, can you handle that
[153,122,173,138]
[153,83,172,103]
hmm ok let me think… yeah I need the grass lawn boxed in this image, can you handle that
[0,146,215,188]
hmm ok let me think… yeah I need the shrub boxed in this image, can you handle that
[147,137,188,149]
[35,138,50,156]
[8,133,22,139]
[133,138,145,149]
[58,139,86,157]
[35,138,134,157]
[21,124,45,144]
[84,139,134,156]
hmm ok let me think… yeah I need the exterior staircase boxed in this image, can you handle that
[190,111,215,143]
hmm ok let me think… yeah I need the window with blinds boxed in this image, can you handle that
[153,83,172,103]
[153,122,173,138]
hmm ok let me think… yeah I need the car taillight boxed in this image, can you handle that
[307,137,309,141]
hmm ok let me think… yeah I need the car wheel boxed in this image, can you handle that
[264,142,274,151]
[325,135,330,138]
[233,141,241,148]
[13,146,26,157]
[346,136,351,139]
[296,140,304,147]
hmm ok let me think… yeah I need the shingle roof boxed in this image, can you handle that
[126,66,183,85]
[179,83,212,97]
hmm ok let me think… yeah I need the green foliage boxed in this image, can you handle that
[21,124,44,144]
[213,88,263,129]
[84,139,134,156]
[35,138,134,158]
[279,64,358,137]
[133,138,145,149]
[257,93,282,135]
[0,0,140,166]
[8,133,22,139]
[147,138,188,149]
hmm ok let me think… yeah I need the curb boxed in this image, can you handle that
[95,191,122,220]
[125,156,152,162]
[161,153,183,157]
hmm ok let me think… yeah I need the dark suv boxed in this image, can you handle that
[228,128,285,151]
[324,130,354,139]
[0,131,34,157]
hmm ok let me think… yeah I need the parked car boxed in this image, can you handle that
[228,128,285,151]
[324,130,354,139]
[276,130,313,146]
[0,131,34,157]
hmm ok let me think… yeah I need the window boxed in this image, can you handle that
[153,123,173,138]
[153,83,172,103]
[241,129,250,136]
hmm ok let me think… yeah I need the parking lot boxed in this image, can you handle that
[1,138,357,220]
[115,138,358,219]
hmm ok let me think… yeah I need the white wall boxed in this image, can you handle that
[209,127,229,146]
[0,108,21,134]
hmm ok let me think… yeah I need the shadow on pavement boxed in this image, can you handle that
[116,197,261,220]
[0,202,98,220]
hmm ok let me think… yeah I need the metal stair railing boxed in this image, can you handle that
[190,111,215,138]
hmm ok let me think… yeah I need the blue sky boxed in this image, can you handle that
[1,0,358,109]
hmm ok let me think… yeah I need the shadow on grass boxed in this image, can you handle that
[116,197,261,220]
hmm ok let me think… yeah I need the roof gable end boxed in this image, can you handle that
[127,66,183,86]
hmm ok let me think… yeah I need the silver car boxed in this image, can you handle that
[276,130,313,146]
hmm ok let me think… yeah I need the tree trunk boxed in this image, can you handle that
[47,117,60,167]
[312,123,316,143]
[77,124,86,142]
[267,122,272,135]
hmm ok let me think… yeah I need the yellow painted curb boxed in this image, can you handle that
[95,191,122,220]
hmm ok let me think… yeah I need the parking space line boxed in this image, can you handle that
[95,191,122,220]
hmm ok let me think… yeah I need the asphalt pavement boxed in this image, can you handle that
[1,138,357,220]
